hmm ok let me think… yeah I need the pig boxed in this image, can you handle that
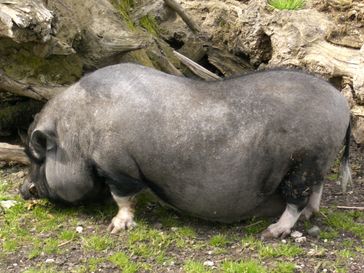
[20,63,351,238]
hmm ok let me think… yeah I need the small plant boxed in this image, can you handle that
[109,252,139,273]
[184,260,211,273]
[258,243,304,258]
[268,0,305,10]
[113,0,135,29]
[221,260,267,273]
[139,15,159,36]
[209,234,230,247]
[82,235,114,251]
[273,262,296,273]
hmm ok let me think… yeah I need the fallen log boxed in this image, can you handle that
[0,70,65,101]
[0,143,29,165]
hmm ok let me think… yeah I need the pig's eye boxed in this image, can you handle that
[29,183,38,196]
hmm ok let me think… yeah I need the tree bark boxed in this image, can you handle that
[166,0,364,143]
[0,143,29,165]
[1,0,364,144]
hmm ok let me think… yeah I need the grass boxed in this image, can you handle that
[1,167,364,272]
[109,253,139,273]
[112,0,136,29]
[139,15,159,36]
[322,209,364,240]
[221,260,267,273]
[209,234,230,247]
[268,0,305,10]
[273,262,296,273]
[258,242,304,258]
[184,260,212,273]
[82,235,115,251]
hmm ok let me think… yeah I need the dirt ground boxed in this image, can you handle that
[1,2,364,273]
[0,141,363,273]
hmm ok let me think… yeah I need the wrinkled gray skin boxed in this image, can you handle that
[20,64,350,237]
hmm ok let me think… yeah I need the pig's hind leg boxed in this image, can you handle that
[261,159,323,239]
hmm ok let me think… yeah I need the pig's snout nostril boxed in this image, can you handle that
[19,185,29,200]
[19,180,33,200]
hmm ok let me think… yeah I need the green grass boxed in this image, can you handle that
[326,173,338,182]
[221,260,267,273]
[320,229,339,240]
[268,0,305,10]
[82,235,114,251]
[258,242,304,258]
[184,260,212,273]
[2,239,17,253]
[23,266,59,273]
[322,209,364,240]
[139,15,159,36]
[1,169,364,272]
[273,262,296,273]
[113,0,136,29]
[109,253,139,273]
[210,234,230,247]
[242,219,270,235]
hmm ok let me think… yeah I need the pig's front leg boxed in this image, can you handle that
[104,172,145,234]
[108,193,136,233]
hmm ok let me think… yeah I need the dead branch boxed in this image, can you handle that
[0,143,29,165]
[337,206,364,211]
[0,70,66,100]
[163,0,201,33]
[173,51,221,81]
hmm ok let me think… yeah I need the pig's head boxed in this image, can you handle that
[20,113,108,205]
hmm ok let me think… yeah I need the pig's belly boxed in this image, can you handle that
[151,185,275,223]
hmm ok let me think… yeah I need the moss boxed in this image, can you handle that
[123,49,155,68]
[0,38,82,85]
[109,253,139,273]
[112,0,136,30]
[139,15,159,36]
[268,0,305,10]
[221,260,267,273]
[184,260,212,273]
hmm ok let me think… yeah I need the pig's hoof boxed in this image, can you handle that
[300,208,313,221]
[107,217,136,234]
[261,223,291,240]
[300,206,319,221]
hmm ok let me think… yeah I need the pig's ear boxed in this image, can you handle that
[29,129,56,160]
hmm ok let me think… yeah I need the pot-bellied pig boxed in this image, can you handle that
[20,63,351,238]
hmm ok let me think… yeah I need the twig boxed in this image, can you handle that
[58,239,73,247]
[163,0,201,33]
[314,261,322,273]
[337,206,364,211]
[173,51,221,81]
[242,220,264,228]
[319,211,328,219]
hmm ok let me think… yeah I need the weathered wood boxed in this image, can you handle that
[173,51,221,81]
[164,0,200,33]
[175,0,364,143]
[337,206,364,211]
[0,143,29,165]
[0,0,54,43]
[0,70,66,100]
